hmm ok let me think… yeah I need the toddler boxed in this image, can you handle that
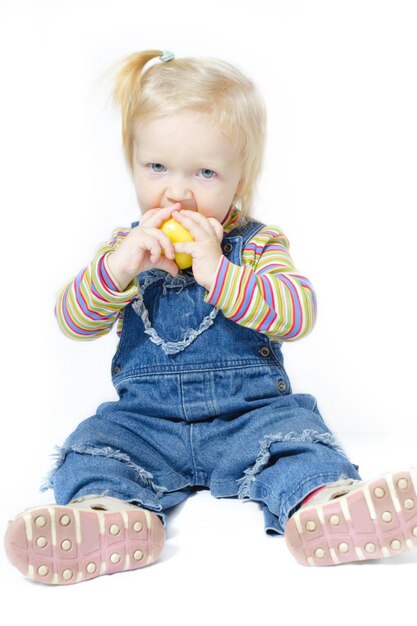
[5,49,417,584]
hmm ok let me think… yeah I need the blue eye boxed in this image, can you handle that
[200,169,216,179]
[148,163,166,173]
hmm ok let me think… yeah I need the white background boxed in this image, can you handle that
[1,0,416,622]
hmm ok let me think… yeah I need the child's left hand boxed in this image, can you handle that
[171,209,224,292]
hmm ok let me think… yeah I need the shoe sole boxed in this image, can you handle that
[4,504,165,584]
[285,468,417,566]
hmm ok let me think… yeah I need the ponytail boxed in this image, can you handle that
[105,50,163,163]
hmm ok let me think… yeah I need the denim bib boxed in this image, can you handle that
[110,216,291,401]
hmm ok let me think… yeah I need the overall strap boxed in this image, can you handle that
[223,216,267,246]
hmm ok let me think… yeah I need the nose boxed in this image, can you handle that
[166,175,194,205]
[166,192,193,205]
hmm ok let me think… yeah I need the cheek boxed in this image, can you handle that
[196,186,233,210]
[134,178,160,204]
[211,187,236,209]
[201,183,229,200]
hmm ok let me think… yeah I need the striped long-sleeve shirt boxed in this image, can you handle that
[54,206,317,342]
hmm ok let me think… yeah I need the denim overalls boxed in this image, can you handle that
[45,216,361,535]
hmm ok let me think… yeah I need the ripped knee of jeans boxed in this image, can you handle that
[236,429,349,500]
[40,443,168,498]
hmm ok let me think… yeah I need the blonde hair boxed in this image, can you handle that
[107,49,267,218]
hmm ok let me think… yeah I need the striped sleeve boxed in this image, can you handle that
[54,228,139,340]
[204,225,317,341]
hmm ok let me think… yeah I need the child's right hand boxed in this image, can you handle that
[107,203,182,291]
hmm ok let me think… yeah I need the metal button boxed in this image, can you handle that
[277,380,287,393]
[112,366,121,376]
[259,347,270,357]
[223,243,233,255]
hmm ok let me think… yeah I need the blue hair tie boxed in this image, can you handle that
[160,50,175,63]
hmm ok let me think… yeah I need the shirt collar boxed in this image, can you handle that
[221,204,242,233]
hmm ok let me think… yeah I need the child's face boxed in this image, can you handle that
[132,110,243,223]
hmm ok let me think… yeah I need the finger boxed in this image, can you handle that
[173,242,195,255]
[172,210,212,238]
[207,217,224,242]
[142,228,176,259]
[176,210,222,233]
[143,205,180,230]
[148,240,162,263]
[141,203,182,228]
[142,232,171,263]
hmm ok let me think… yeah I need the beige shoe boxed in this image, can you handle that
[4,495,165,584]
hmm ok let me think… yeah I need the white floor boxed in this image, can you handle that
[2,433,416,626]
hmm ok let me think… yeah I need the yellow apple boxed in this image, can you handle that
[160,218,194,269]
